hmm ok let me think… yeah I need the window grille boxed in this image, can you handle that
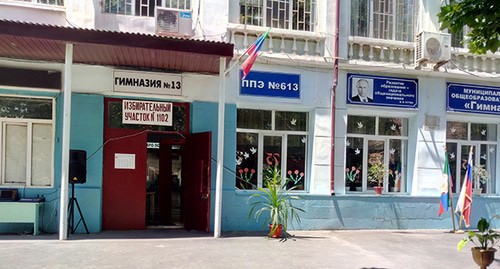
[240,0,316,32]
[8,0,64,6]
[103,0,190,17]
[351,0,415,42]
[37,0,63,5]
[450,26,470,48]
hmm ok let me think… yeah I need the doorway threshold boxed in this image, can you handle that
[146,225,184,230]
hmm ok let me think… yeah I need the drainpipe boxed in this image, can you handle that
[59,43,73,240]
[330,0,340,195]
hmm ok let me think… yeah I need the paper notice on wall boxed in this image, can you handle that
[115,153,135,169]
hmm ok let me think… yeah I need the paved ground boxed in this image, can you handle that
[0,229,498,269]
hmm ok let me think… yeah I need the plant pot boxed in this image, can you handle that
[268,224,283,238]
[473,188,482,195]
[373,186,383,195]
[471,247,496,269]
[348,182,357,191]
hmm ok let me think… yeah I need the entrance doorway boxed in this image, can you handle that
[102,98,212,232]
[102,131,212,232]
[146,135,184,228]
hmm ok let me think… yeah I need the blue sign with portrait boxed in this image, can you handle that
[240,70,300,99]
[347,73,418,109]
[447,83,500,115]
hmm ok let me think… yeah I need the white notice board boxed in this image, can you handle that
[114,153,135,169]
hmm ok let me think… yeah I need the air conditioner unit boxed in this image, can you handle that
[415,31,451,64]
[155,7,194,38]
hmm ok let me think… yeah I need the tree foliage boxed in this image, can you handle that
[438,0,500,54]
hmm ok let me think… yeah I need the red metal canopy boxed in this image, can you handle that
[0,20,234,74]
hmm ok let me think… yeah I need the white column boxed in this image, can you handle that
[58,43,73,240]
[214,57,226,238]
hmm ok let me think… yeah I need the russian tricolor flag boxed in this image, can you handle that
[455,146,473,227]
[241,28,270,79]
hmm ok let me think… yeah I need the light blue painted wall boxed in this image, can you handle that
[187,99,500,232]
[191,101,237,231]
[223,193,500,231]
[67,94,104,233]
[0,92,103,234]
[3,96,498,235]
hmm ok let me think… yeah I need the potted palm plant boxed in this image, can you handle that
[457,217,500,269]
[248,165,304,238]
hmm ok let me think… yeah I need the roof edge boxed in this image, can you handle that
[0,19,234,58]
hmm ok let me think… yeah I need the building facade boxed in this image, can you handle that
[0,0,499,235]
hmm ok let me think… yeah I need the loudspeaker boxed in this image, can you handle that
[69,150,86,184]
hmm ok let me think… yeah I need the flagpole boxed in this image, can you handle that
[448,170,457,232]
[224,51,249,76]
[455,145,474,231]
[444,147,457,232]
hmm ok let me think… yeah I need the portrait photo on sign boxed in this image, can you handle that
[351,77,374,103]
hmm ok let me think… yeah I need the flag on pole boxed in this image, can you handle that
[438,151,452,216]
[455,146,473,227]
[241,28,270,79]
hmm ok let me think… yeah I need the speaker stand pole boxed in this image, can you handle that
[68,183,90,234]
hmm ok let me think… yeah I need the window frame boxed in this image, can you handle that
[236,109,309,191]
[4,0,64,6]
[445,121,497,195]
[0,95,55,188]
[350,0,416,42]
[345,115,408,194]
[102,0,191,17]
[450,26,470,49]
[239,0,317,32]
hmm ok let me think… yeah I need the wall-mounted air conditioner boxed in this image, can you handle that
[415,31,451,64]
[155,7,194,38]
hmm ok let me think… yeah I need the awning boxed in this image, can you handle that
[0,19,234,74]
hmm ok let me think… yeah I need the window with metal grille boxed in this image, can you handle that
[450,27,470,48]
[8,0,63,6]
[240,0,316,32]
[351,0,415,42]
[37,0,63,5]
[103,0,190,17]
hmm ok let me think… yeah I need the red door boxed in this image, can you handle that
[182,132,211,232]
[102,128,147,230]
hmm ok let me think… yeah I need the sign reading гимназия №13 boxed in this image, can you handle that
[447,83,500,115]
[113,70,182,96]
[239,70,300,99]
